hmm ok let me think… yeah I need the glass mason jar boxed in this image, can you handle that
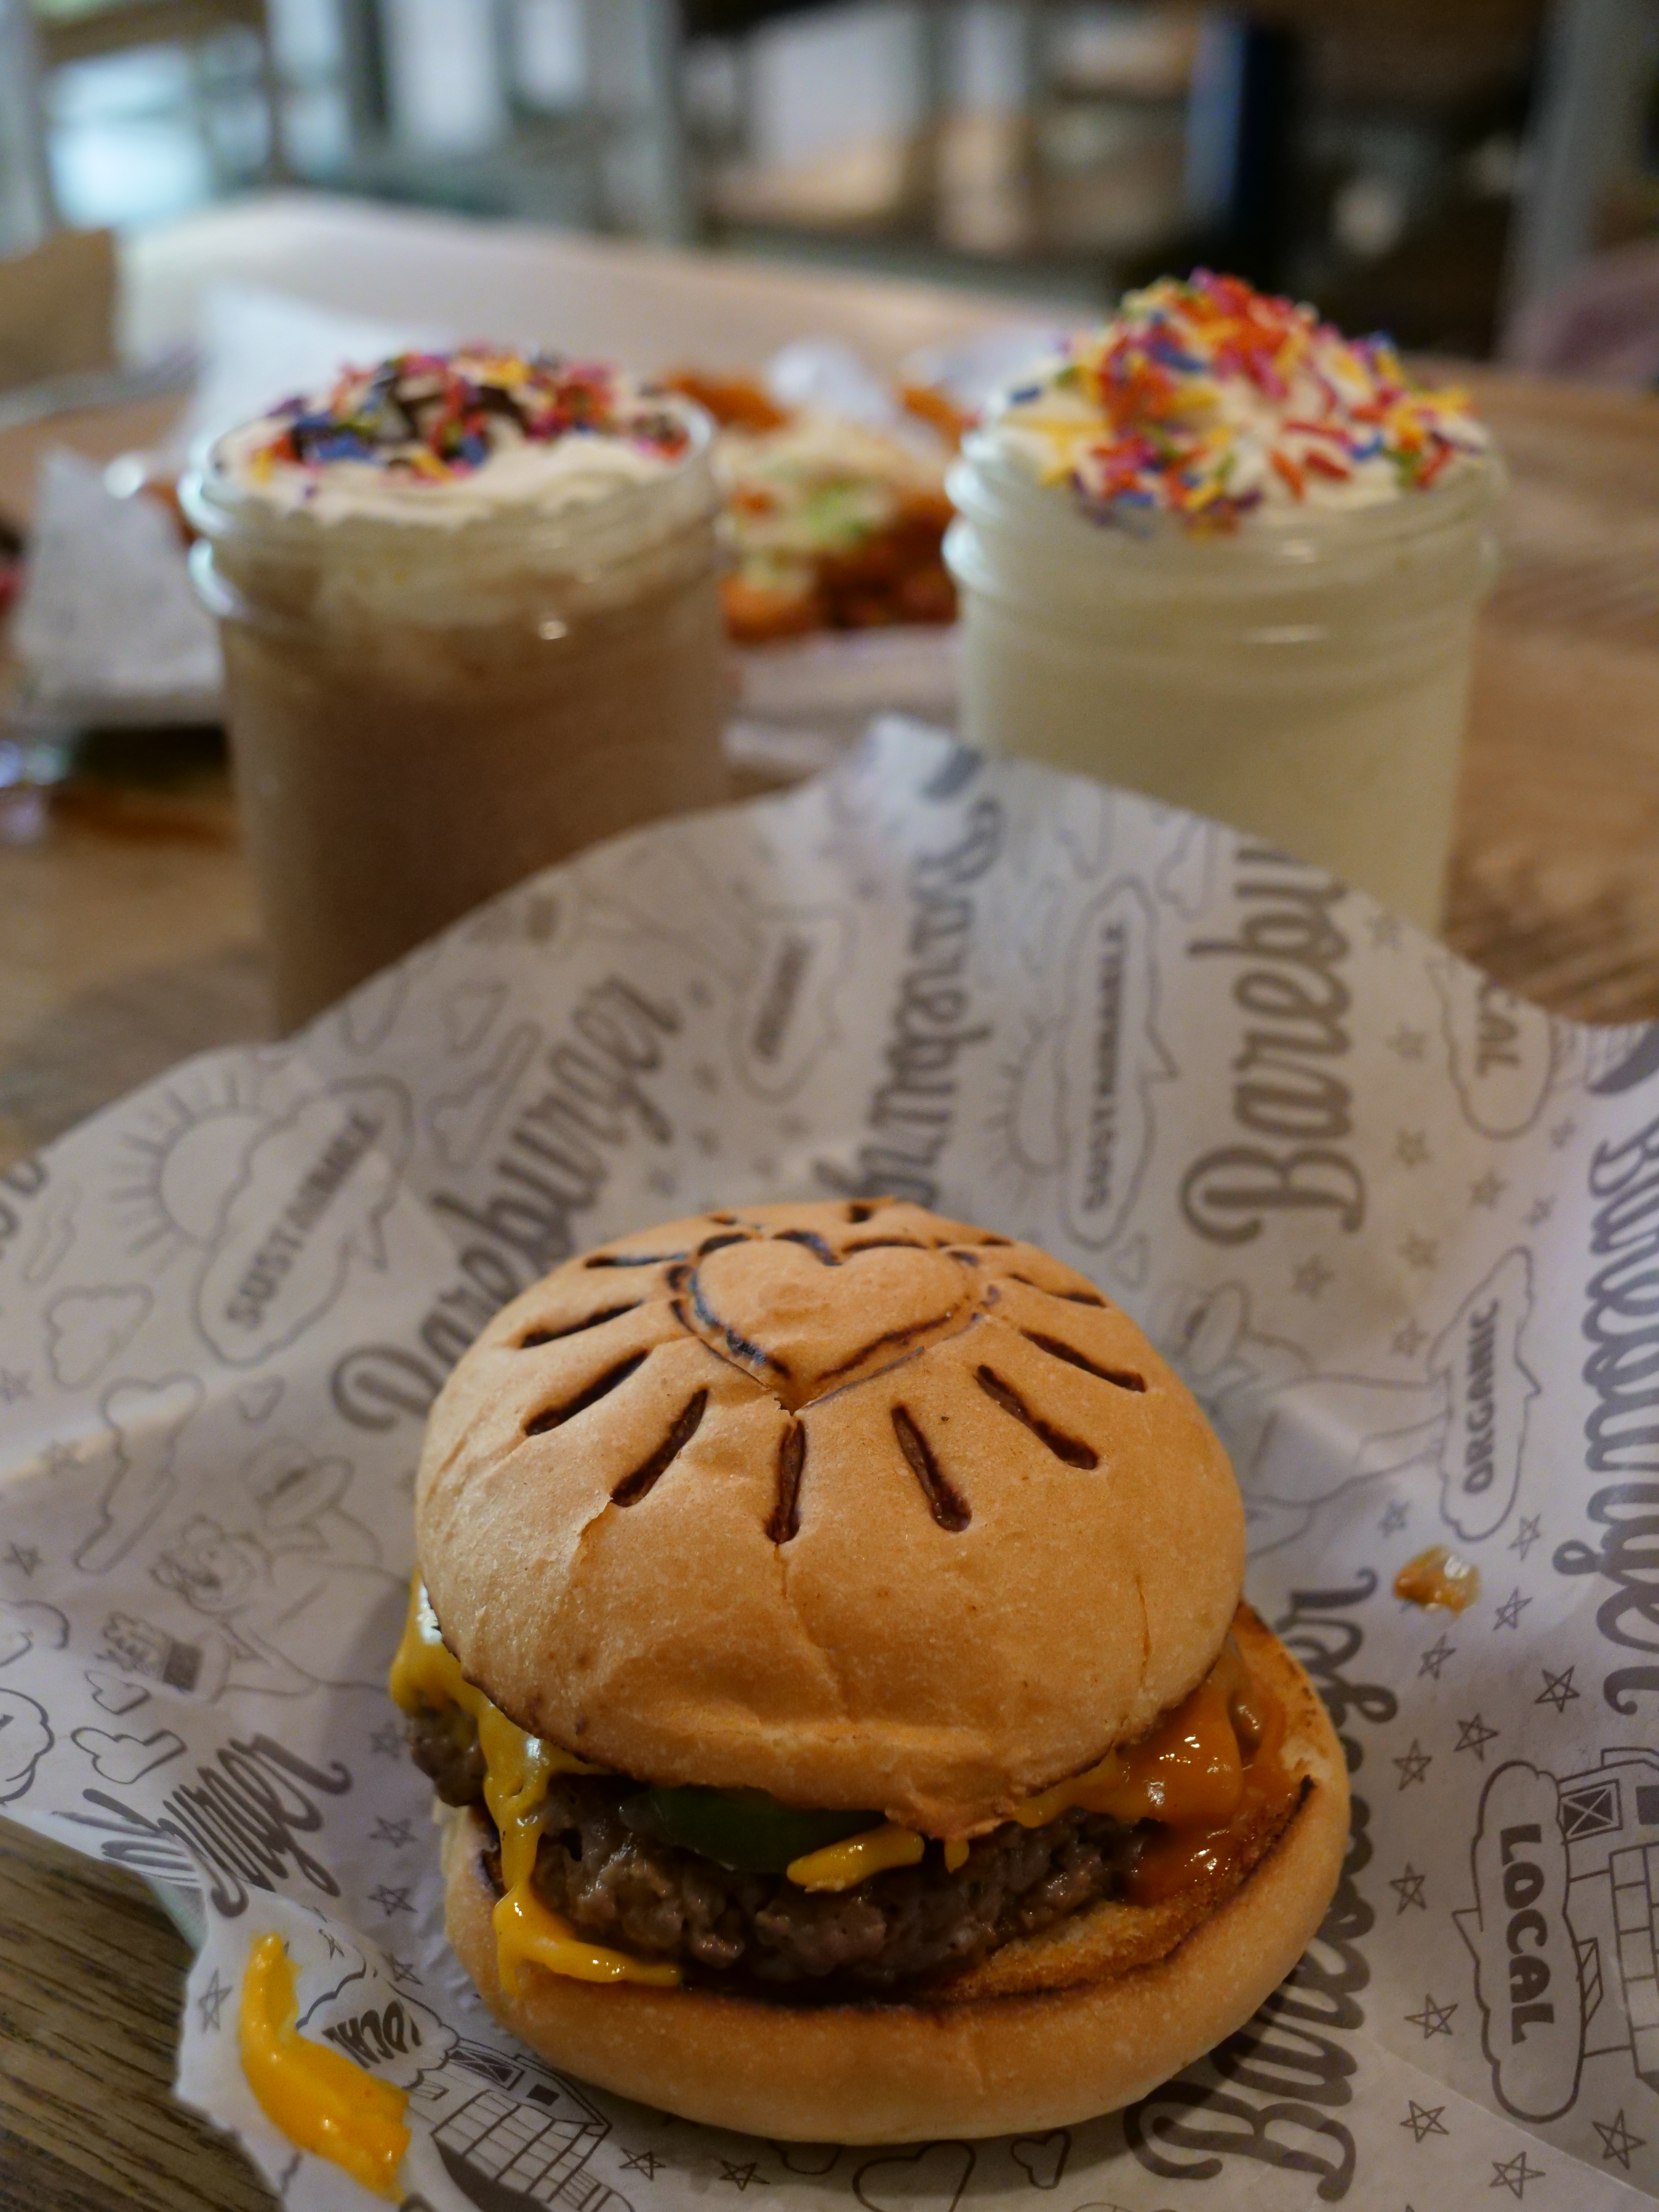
[944,435,1502,929]
[183,416,728,1030]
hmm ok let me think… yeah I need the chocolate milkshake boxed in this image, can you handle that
[184,350,727,1029]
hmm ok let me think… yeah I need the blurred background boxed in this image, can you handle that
[1,0,1658,378]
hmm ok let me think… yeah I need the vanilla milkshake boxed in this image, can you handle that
[944,274,1500,928]
[184,350,726,1029]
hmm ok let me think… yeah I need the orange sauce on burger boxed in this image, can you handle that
[1125,1639,1292,1904]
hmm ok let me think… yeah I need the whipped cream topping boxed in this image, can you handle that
[213,348,697,528]
[990,271,1492,532]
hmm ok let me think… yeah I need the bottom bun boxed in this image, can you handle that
[442,1622,1349,2143]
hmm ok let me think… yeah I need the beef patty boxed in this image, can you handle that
[406,1705,1139,1992]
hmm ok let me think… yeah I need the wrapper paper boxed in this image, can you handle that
[1,722,1656,2212]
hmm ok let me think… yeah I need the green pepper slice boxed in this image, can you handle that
[629,1786,881,1874]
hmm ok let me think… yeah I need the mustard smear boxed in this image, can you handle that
[239,1934,410,2200]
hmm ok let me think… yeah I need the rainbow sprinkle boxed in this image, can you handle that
[994,271,1490,532]
[248,348,690,483]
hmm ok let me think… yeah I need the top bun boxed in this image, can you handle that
[416,1201,1244,1833]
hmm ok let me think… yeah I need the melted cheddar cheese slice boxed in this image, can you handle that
[389,1580,1286,1958]
[787,1822,926,1891]
[390,1581,682,1989]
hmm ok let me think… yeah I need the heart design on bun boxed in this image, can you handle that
[686,1231,975,1409]
[512,1204,1152,1543]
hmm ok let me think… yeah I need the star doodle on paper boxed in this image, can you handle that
[1292,1256,1334,1298]
[1470,1170,1507,1208]
[1490,2149,1543,2198]
[196,1969,231,2034]
[1400,1234,1438,1270]
[321,1929,344,1959]
[1405,1993,1456,2038]
[371,1816,414,1848]
[622,2150,665,2178]
[1455,1714,1500,1762]
[1509,1515,1543,1560]
[1394,1741,1432,1788]
[368,1721,404,1758]
[369,1883,413,1918]
[1525,1197,1554,1227]
[3,1543,41,1577]
[1592,2111,1644,2169]
[1393,1318,1428,1357]
[1419,1634,1456,1681]
[1368,913,1404,949]
[0,1371,29,1404]
[1391,1865,1428,1912]
[1494,1589,1531,1631]
[1396,1130,1431,1167]
[1388,1025,1429,1061]
[1550,1118,1577,1149]
[719,2161,768,2190]
[1380,1500,1410,1536]
[386,1956,423,1988]
[1402,2100,1448,2142]
[1537,1666,1579,1714]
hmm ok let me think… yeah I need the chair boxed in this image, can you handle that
[0,224,116,391]
[28,0,290,204]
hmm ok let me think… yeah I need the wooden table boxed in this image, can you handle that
[1,361,1656,2211]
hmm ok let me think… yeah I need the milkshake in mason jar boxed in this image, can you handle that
[944,274,1500,927]
[184,350,727,1029]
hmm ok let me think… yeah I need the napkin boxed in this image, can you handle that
[0,723,1654,2211]
[6,284,436,731]
[8,447,220,726]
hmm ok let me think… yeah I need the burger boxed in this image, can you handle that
[391,1200,1347,2141]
